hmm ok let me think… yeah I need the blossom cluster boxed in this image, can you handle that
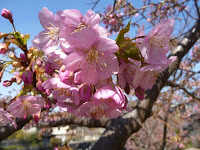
[0,7,175,128]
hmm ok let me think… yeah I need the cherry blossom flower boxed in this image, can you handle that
[33,7,64,54]
[64,27,119,85]
[139,19,174,65]
[59,9,107,52]
[76,85,126,119]
[0,108,17,129]
[42,77,80,106]
[7,96,44,118]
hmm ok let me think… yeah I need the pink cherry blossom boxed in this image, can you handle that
[42,77,80,106]
[139,19,174,65]
[59,9,107,52]
[7,96,44,118]
[64,27,119,85]
[133,57,176,90]
[75,85,126,119]
[76,101,122,119]
[33,7,64,54]
[93,85,126,109]
[0,108,17,129]
[46,50,67,71]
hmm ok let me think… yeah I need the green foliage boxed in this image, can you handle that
[8,129,39,145]
[10,32,29,49]
[50,137,62,146]
[0,145,24,150]
[8,129,24,141]
[116,20,131,45]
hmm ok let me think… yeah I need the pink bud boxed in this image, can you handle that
[20,53,27,61]
[1,9,13,24]
[74,71,82,85]
[45,63,54,76]
[44,100,51,109]
[36,58,42,67]
[59,66,73,84]
[46,89,51,96]
[36,80,45,92]
[79,84,92,102]
[135,86,145,100]
[3,80,12,87]
[22,71,33,84]
[0,43,8,54]
[33,114,40,124]
[23,114,27,120]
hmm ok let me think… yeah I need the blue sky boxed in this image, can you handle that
[0,0,113,98]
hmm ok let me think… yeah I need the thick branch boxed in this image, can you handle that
[0,117,32,142]
[39,115,109,128]
[91,19,200,150]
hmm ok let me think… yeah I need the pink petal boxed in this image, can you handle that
[43,39,60,55]
[107,109,121,118]
[72,27,97,50]
[39,7,55,29]
[63,9,83,26]
[97,37,119,53]
[64,51,86,71]
[83,10,101,27]
[32,30,50,48]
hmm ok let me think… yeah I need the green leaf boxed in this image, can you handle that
[116,20,131,45]
[22,34,30,45]
[124,47,142,61]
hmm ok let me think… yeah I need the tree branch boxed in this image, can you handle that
[167,80,200,101]
[160,110,169,150]
[0,117,32,142]
[39,115,109,128]
[194,0,200,19]
[91,19,200,150]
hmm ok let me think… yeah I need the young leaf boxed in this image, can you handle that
[116,20,131,45]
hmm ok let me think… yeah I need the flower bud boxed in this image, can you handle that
[1,9,13,24]
[74,71,82,85]
[44,100,51,109]
[22,71,33,84]
[135,86,145,100]
[79,84,92,102]
[36,58,42,67]
[16,77,22,84]
[12,61,21,68]
[33,113,40,124]
[0,43,8,54]
[59,66,73,84]
[9,52,19,61]
[36,80,45,92]
[46,89,51,96]
[45,63,54,76]
[27,52,33,60]
[20,53,27,61]
[0,32,8,39]
[3,80,12,87]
